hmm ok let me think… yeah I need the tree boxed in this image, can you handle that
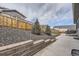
[31,18,41,35]
[45,25,51,35]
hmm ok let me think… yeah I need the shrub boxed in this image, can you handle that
[31,18,41,35]
[45,25,51,35]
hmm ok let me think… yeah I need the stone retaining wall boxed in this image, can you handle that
[0,27,54,46]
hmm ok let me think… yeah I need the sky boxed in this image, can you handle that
[0,3,74,27]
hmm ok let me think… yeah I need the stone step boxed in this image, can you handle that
[0,40,33,56]
[0,39,54,56]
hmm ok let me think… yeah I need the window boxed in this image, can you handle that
[12,18,17,28]
[26,23,32,30]
[18,20,25,29]
[22,22,26,29]
[7,17,11,27]
[0,16,3,26]
[3,16,7,26]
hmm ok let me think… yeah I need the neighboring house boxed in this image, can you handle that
[53,25,76,32]
[0,7,32,30]
[40,25,47,33]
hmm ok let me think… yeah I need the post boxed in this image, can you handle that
[77,18,79,36]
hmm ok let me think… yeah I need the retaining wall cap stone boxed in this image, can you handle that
[45,39,51,42]
[33,39,44,44]
[51,39,55,41]
[0,40,33,51]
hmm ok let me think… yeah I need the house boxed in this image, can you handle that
[40,25,47,32]
[0,7,32,30]
[53,25,76,32]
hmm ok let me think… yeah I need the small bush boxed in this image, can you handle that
[45,25,51,35]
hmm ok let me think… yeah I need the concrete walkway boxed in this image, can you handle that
[34,34,79,56]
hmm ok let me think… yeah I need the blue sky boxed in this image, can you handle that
[0,3,74,27]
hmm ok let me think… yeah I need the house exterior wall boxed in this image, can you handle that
[0,13,32,30]
[26,23,32,30]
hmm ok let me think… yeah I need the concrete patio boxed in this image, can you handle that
[34,33,79,56]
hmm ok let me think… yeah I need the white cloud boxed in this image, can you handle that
[0,3,73,27]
